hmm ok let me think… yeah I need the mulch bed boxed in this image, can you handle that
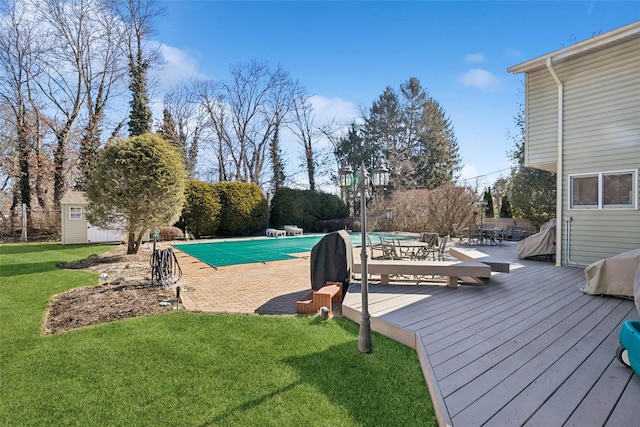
[44,245,177,334]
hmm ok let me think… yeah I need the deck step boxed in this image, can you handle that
[296,282,343,315]
[449,247,510,273]
[295,299,315,314]
[354,260,491,287]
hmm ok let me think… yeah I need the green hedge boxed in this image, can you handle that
[269,188,348,232]
[176,180,221,238]
[215,182,269,236]
[177,180,268,237]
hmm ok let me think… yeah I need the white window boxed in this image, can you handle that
[569,170,637,210]
[69,207,83,220]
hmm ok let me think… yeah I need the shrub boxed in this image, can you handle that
[269,188,348,232]
[215,182,268,236]
[269,188,303,229]
[159,226,184,241]
[314,218,353,232]
[176,180,221,238]
[86,133,186,254]
[367,184,478,235]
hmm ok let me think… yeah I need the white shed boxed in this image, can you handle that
[60,191,126,245]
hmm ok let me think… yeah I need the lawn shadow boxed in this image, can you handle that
[0,262,66,277]
[283,337,433,426]
[0,243,110,255]
[198,381,302,426]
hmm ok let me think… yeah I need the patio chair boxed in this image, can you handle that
[380,237,402,260]
[433,235,449,261]
[468,226,482,245]
[511,226,524,241]
[420,235,449,261]
[493,229,505,246]
[366,235,384,260]
[452,224,463,239]
[419,232,439,247]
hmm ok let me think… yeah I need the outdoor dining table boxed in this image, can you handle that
[480,228,504,246]
[459,227,504,246]
[396,240,435,259]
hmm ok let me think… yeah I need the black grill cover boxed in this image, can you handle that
[310,230,353,296]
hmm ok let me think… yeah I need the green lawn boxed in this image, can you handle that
[0,243,436,426]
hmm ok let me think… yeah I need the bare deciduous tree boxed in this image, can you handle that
[288,90,318,190]
[159,80,205,178]
[77,1,129,189]
[0,0,48,223]
[37,0,96,207]
[201,60,296,187]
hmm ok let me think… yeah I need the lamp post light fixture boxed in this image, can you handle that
[371,159,390,190]
[338,160,389,354]
[338,162,354,216]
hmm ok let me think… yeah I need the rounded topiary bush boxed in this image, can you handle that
[176,179,221,238]
[215,182,268,236]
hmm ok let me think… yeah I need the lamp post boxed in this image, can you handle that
[479,199,488,230]
[338,160,389,354]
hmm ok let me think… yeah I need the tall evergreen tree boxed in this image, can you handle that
[499,195,512,218]
[113,0,162,137]
[483,188,494,218]
[269,126,286,190]
[360,77,461,192]
[335,122,378,174]
[157,108,185,160]
[414,99,461,189]
[362,86,402,187]
[127,56,152,136]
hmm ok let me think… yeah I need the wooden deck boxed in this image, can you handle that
[342,241,640,426]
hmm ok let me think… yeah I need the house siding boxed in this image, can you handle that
[525,69,558,171]
[511,24,640,266]
[557,37,640,265]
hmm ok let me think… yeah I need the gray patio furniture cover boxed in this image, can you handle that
[517,224,555,259]
[310,230,353,294]
[581,248,640,299]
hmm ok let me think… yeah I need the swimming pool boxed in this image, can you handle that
[173,232,415,268]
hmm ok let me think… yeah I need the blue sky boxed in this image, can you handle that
[154,1,639,190]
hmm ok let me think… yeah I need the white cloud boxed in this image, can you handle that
[309,95,359,125]
[152,44,208,85]
[459,164,479,183]
[505,48,522,59]
[279,95,358,156]
[460,68,501,91]
[464,53,486,63]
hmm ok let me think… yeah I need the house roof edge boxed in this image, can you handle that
[507,20,640,74]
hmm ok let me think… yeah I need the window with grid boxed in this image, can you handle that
[69,207,83,219]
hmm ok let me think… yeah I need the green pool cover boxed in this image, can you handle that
[173,232,413,268]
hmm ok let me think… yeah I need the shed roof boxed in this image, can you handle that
[508,20,640,74]
[60,190,88,204]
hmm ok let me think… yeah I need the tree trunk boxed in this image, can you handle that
[127,231,136,254]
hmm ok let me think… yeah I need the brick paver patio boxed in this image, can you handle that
[173,249,315,315]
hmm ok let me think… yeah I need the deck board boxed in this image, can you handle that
[342,241,640,426]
